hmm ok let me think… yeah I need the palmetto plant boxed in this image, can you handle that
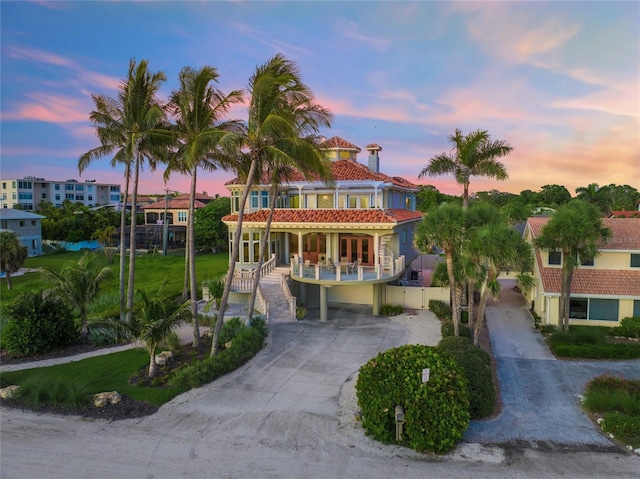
[40,252,112,334]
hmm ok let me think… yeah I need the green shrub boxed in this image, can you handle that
[437,336,495,419]
[538,324,556,335]
[355,344,470,455]
[551,343,640,359]
[428,300,452,321]
[586,373,640,396]
[616,316,640,339]
[296,305,307,320]
[86,324,122,346]
[16,376,91,409]
[380,304,404,316]
[170,325,267,389]
[600,412,640,449]
[3,291,79,357]
[583,389,640,416]
[249,316,269,339]
[441,321,471,339]
[548,327,608,346]
[217,317,246,350]
[460,310,468,324]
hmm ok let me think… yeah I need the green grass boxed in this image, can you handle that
[583,374,640,449]
[1,250,229,317]
[0,348,187,406]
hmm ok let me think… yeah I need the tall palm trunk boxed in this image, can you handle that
[119,168,131,322]
[182,227,189,299]
[560,262,573,332]
[467,276,476,338]
[210,157,259,357]
[445,251,460,336]
[247,183,278,318]
[474,269,496,346]
[126,154,140,324]
[148,347,158,378]
[188,168,200,346]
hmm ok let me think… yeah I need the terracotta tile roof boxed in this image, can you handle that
[223,208,423,225]
[142,193,216,210]
[225,158,418,189]
[526,217,640,296]
[536,267,640,296]
[319,136,361,152]
[527,217,640,250]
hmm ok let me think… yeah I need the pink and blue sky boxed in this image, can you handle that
[1,1,638,197]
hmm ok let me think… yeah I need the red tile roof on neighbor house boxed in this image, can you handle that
[319,136,362,151]
[527,217,640,250]
[609,210,640,218]
[526,217,640,296]
[225,158,418,190]
[223,208,424,225]
[141,193,213,210]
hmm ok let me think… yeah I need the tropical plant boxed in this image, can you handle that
[245,63,333,319]
[419,129,512,209]
[2,291,78,357]
[99,288,189,378]
[534,201,611,331]
[416,202,466,335]
[575,183,612,215]
[94,225,117,264]
[164,65,243,346]
[40,251,113,334]
[0,231,28,291]
[212,53,331,356]
[194,196,231,253]
[79,58,171,323]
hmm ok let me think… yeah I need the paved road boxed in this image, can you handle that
[465,280,640,451]
[1,299,639,478]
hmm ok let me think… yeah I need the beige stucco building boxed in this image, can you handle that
[524,217,640,327]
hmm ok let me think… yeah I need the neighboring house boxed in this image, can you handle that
[0,208,45,256]
[524,217,640,327]
[609,210,640,218]
[222,137,424,318]
[0,177,120,211]
[141,193,215,226]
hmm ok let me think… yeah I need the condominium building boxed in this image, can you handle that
[0,177,121,211]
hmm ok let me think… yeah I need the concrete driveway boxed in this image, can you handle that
[2,301,640,478]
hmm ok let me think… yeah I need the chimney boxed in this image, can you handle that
[366,143,382,173]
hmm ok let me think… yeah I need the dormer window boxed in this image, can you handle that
[548,251,562,266]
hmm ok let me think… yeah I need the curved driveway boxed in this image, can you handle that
[2,299,640,478]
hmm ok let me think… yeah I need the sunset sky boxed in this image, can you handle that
[1,1,638,198]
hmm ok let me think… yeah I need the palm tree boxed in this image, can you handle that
[212,53,332,356]
[245,104,333,320]
[40,252,112,334]
[575,183,612,215]
[94,225,117,264]
[470,220,535,345]
[534,200,611,331]
[79,59,170,323]
[0,231,28,291]
[419,129,512,209]
[100,289,189,378]
[416,202,466,335]
[164,65,243,347]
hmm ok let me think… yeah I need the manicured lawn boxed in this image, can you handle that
[1,250,229,317]
[0,348,188,406]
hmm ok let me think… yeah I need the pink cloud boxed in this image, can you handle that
[4,93,88,123]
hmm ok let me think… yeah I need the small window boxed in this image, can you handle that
[634,300,640,317]
[177,211,187,222]
[31,220,36,226]
[631,254,640,268]
[548,251,562,265]
[251,191,258,209]
[580,256,594,266]
[19,220,25,227]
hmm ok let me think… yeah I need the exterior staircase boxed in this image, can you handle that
[258,266,296,323]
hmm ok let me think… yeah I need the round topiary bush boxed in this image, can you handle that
[355,344,470,454]
[437,336,495,419]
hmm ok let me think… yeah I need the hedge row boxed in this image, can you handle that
[170,325,267,388]
[551,343,640,360]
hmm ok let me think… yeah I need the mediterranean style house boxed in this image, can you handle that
[0,208,45,256]
[222,136,424,319]
[524,217,640,327]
